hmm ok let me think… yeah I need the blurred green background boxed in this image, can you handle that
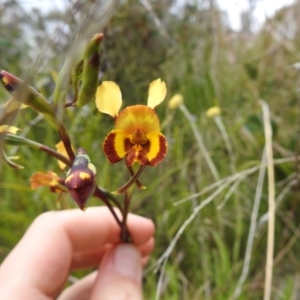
[1,0,300,299]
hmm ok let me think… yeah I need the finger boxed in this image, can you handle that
[59,251,152,300]
[139,236,155,259]
[71,247,108,271]
[91,244,143,300]
[142,255,150,266]
[58,272,97,300]
[71,236,155,270]
[0,207,154,299]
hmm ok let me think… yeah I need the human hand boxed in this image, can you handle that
[0,207,155,300]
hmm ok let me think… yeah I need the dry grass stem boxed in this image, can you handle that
[257,178,296,231]
[259,100,275,300]
[214,115,236,173]
[174,156,296,207]
[154,179,235,272]
[232,149,266,299]
[217,176,244,210]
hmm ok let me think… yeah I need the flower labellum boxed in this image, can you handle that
[65,148,96,210]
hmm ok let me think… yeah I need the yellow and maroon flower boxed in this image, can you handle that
[96,79,168,167]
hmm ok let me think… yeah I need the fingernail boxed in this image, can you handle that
[113,244,141,281]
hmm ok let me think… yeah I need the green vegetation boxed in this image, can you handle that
[1,0,300,299]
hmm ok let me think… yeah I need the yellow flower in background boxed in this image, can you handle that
[206,106,221,118]
[96,79,168,167]
[168,93,183,109]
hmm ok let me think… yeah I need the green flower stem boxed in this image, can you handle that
[179,103,220,181]
[5,133,71,167]
[1,149,24,169]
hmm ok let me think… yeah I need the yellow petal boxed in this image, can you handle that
[147,78,167,109]
[30,171,59,189]
[102,129,132,163]
[55,141,74,170]
[0,125,21,134]
[145,132,167,166]
[115,105,160,133]
[96,81,122,118]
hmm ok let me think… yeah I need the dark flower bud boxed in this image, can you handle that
[65,148,97,210]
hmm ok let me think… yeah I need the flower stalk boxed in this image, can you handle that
[206,106,236,174]
[127,166,146,190]
[5,133,71,167]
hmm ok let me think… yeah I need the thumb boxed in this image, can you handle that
[91,244,143,300]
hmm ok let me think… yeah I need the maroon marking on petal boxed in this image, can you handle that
[65,170,94,189]
[142,140,151,153]
[88,53,100,68]
[148,135,167,166]
[137,151,149,165]
[124,138,133,153]
[102,132,123,163]
[0,71,19,92]
[126,150,148,166]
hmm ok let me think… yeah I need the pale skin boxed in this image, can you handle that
[0,207,155,300]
